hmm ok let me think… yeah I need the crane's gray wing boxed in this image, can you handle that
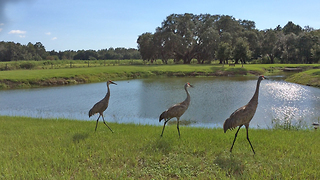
[164,103,188,119]
[223,105,256,132]
[89,99,108,116]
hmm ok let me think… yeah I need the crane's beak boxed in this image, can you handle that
[108,80,117,85]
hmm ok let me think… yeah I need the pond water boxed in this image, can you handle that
[0,76,320,129]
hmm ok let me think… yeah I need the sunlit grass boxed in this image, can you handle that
[286,68,320,87]
[0,62,319,89]
[1,116,319,179]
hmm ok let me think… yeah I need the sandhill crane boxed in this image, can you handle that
[159,82,194,137]
[223,75,267,154]
[89,80,117,132]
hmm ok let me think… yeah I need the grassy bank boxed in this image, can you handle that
[286,68,320,87]
[0,116,319,179]
[1,63,319,89]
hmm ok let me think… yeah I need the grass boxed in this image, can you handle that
[1,62,320,89]
[286,68,320,87]
[1,116,319,179]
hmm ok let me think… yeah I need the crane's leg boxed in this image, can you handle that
[95,115,101,132]
[230,125,242,152]
[160,120,168,137]
[246,126,255,154]
[101,114,114,133]
[177,117,180,138]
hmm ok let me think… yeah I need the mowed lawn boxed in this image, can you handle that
[1,63,319,81]
[0,116,319,179]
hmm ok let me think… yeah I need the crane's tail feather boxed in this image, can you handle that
[89,109,95,117]
[159,111,166,122]
[223,117,236,133]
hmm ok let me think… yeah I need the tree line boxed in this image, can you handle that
[1,13,320,64]
[137,13,320,64]
[0,42,141,61]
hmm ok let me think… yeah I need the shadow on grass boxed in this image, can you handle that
[72,133,89,143]
[167,119,197,126]
[144,137,173,155]
[214,153,245,177]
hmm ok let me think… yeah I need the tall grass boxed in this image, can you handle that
[1,116,319,179]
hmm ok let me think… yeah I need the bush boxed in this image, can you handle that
[19,62,36,69]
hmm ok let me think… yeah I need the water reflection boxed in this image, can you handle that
[262,78,320,127]
[265,81,307,101]
[0,76,320,129]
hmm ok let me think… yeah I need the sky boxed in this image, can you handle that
[0,0,319,51]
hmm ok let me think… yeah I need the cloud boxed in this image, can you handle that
[45,32,51,35]
[8,30,26,38]
[8,30,26,34]
[0,28,2,32]
[52,37,57,40]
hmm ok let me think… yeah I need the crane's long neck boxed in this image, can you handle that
[249,79,262,104]
[184,86,191,105]
[105,84,111,99]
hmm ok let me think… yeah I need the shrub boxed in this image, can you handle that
[19,62,36,69]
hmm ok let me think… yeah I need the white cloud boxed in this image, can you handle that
[0,28,2,32]
[45,32,51,35]
[8,30,26,34]
[52,37,57,40]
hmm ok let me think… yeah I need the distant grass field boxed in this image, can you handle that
[0,116,319,179]
[0,61,319,89]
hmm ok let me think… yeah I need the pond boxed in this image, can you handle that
[1,76,320,129]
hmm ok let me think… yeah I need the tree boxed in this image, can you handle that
[216,42,232,64]
[34,42,48,60]
[152,30,174,64]
[215,15,242,46]
[261,30,281,64]
[283,21,303,35]
[243,30,262,60]
[196,27,220,63]
[195,14,220,64]
[238,19,256,30]
[165,13,199,64]
[233,37,251,64]
[311,44,320,63]
[297,33,319,63]
[137,32,157,62]
[281,33,299,63]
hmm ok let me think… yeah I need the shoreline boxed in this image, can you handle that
[0,64,319,89]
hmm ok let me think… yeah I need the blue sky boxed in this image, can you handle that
[0,0,319,51]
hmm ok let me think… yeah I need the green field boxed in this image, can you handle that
[0,116,319,179]
[1,61,320,89]
[1,62,320,179]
